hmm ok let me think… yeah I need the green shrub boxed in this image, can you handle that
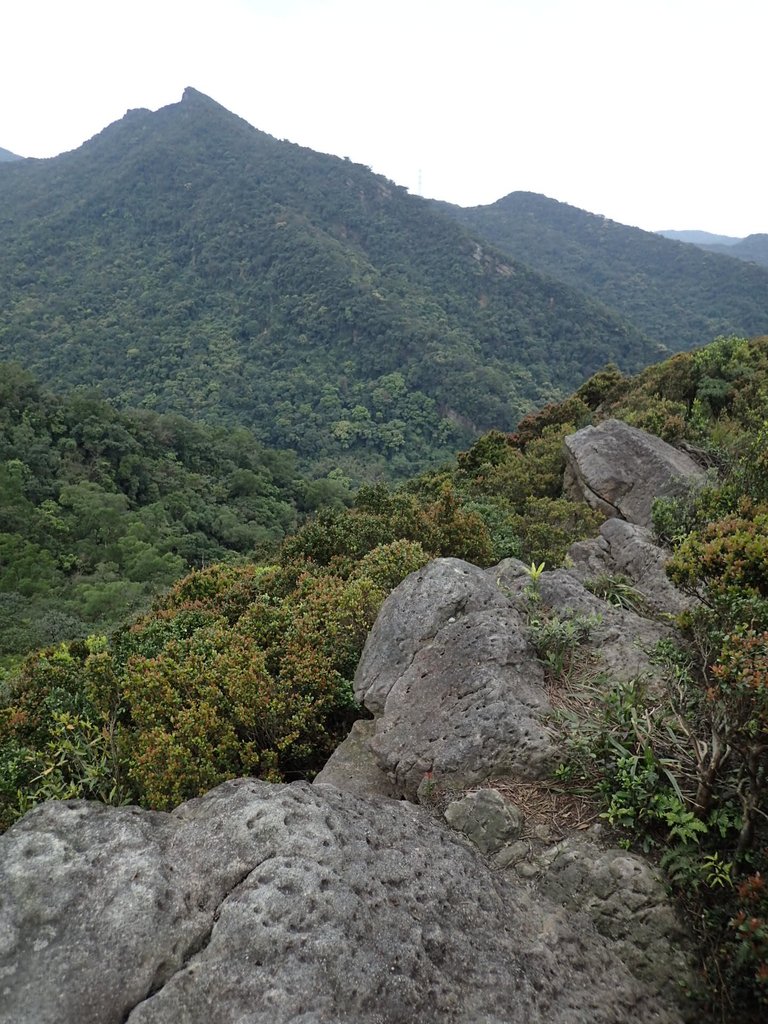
[618,395,688,442]
[731,872,768,1007]
[153,562,276,622]
[282,482,493,569]
[350,539,430,593]
[527,611,600,681]
[667,501,768,604]
[124,624,288,807]
[505,496,603,565]
[584,573,647,614]
[0,529,431,824]
[17,711,129,809]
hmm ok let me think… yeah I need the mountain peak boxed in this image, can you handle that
[181,86,211,104]
[179,87,234,116]
[170,87,264,140]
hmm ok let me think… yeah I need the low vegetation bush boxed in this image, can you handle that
[1,393,607,828]
[0,540,430,819]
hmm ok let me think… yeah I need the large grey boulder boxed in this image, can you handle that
[352,559,556,799]
[0,780,692,1024]
[563,419,706,527]
[353,557,512,715]
[335,545,681,803]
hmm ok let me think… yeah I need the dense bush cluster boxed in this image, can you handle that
[0,541,429,824]
[654,504,768,1015]
[0,394,607,829]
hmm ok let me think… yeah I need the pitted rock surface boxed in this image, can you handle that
[534,838,694,1011]
[353,559,556,799]
[0,780,690,1024]
[354,557,513,715]
[563,418,706,526]
[345,548,680,803]
[368,608,555,797]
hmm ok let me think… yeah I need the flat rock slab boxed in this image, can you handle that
[563,418,706,527]
[0,780,691,1024]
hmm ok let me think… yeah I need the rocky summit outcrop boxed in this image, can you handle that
[563,418,707,526]
[326,525,683,804]
[1,779,691,1024]
[0,418,700,1023]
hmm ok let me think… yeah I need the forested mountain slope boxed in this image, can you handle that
[0,147,23,162]
[441,192,768,348]
[0,363,331,663]
[658,230,768,270]
[657,230,741,246]
[0,89,655,479]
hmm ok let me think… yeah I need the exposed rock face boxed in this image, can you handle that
[536,838,692,1008]
[438,795,693,1011]
[493,558,672,687]
[568,516,694,616]
[352,558,556,799]
[563,418,707,526]
[312,719,398,798]
[332,527,691,805]
[0,780,690,1024]
[352,557,512,716]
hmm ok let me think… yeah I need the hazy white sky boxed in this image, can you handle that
[2,0,766,235]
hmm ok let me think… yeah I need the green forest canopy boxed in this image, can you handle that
[0,362,351,664]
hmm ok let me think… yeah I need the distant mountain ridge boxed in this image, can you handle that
[657,228,768,270]
[657,229,741,246]
[439,191,768,350]
[0,146,23,162]
[2,92,767,479]
[700,234,768,269]
[0,89,655,479]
